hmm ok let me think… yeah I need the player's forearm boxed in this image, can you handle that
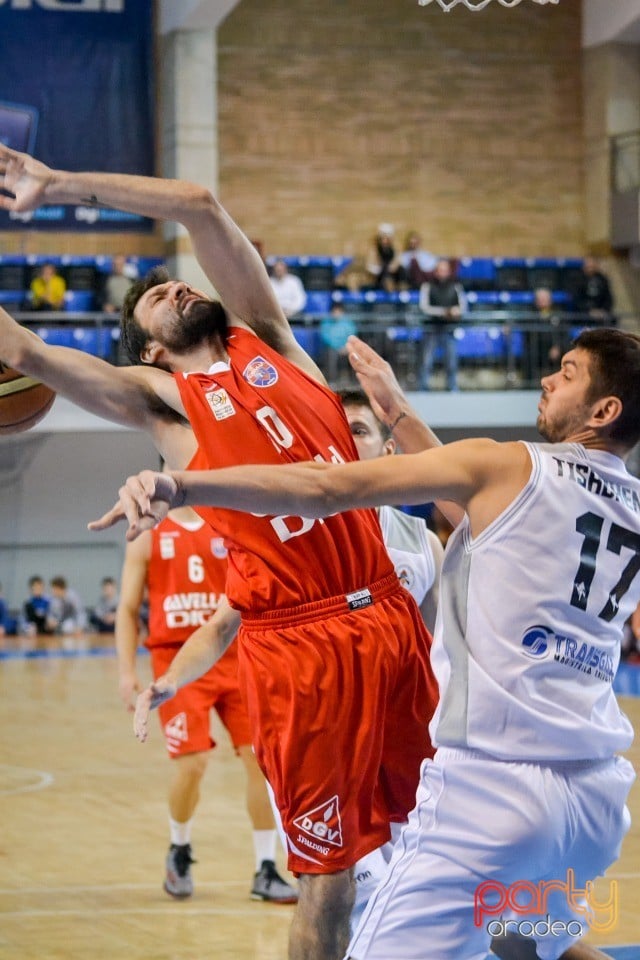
[43,168,214,229]
[0,308,44,369]
[115,609,140,672]
[163,618,237,690]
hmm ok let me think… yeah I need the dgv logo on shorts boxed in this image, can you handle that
[293,795,344,848]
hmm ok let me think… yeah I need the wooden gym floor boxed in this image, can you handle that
[1,638,639,960]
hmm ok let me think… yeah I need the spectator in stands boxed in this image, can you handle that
[89,576,119,634]
[0,581,16,637]
[397,231,438,290]
[22,575,53,635]
[418,258,467,391]
[48,575,86,637]
[366,223,402,292]
[101,255,136,314]
[268,259,307,318]
[319,303,357,386]
[29,262,66,311]
[575,256,614,319]
[533,286,568,375]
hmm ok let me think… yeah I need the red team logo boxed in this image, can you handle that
[242,356,279,388]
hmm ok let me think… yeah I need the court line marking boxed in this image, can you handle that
[0,765,54,796]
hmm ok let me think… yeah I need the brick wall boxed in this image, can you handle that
[218,0,584,258]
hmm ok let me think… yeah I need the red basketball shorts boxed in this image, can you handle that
[149,641,253,758]
[238,573,437,875]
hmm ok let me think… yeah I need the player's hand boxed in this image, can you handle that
[0,144,53,213]
[346,335,407,427]
[133,678,177,742]
[88,470,181,540]
[119,671,142,713]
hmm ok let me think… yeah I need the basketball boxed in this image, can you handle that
[0,364,56,434]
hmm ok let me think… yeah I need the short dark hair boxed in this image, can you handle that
[120,266,170,364]
[50,576,67,590]
[28,575,44,588]
[101,576,116,587]
[574,327,640,448]
[338,388,391,441]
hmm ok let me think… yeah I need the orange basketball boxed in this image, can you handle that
[0,364,56,434]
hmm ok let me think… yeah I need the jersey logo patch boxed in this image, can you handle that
[160,536,176,560]
[396,564,414,592]
[164,712,188,754]
[211,537,228,559]
[242,356,278,388]
[293,795,343,848]
[205,387,236,420]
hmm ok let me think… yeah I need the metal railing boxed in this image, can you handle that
[9,308,633,392]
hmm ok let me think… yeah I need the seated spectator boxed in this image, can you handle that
[89,576,119,634]
[0,581,17,637]
[48,576,86,636]
[269,259,307,318]
[575,256,614,320]
[101,255,136,314]
[319,304,357,386]
[29,262,66,311]
[22,575,54,635]
[365,224,403,292]
[418,258,467,391]
[397,231,438,289]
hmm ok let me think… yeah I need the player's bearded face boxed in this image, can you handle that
[536,397,591,442]
[160,299,226,354]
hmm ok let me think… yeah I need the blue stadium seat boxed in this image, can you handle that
[304,290,332,314]
[64,290,95,311]
[36,326,75,348]
[71,327,113,357]
[457,258,496,291]
[454,326,506,361]
[292,325,320,359]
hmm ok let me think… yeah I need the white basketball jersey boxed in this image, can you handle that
[378,505,436,607]
[430,442,639,761]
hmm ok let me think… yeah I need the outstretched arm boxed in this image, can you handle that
[133,597,241,742]
[89,438,532,542]
[115,531,150,711]
[347,335,464,527]
[0,306,183,429]
[0,144,322,381]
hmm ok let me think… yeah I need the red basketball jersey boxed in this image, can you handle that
[146,515,230,647]
[175,327,394,612]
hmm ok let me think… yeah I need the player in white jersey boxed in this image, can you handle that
[339,388,443,633]
[94,327,640,960]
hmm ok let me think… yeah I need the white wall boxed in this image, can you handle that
[583,0,640,47]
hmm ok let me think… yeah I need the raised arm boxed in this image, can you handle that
[347,335,464,527]
[133,597,241,743]
[0,305,183,430]
[0,144,322,382]
[90,438,532,543]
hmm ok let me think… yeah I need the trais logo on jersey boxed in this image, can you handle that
[242,356,278,388]
[521,625,615,682]
[205,387,235,421]
[521,625,553,659]
[159,535,176,560]
[396,564,414,593]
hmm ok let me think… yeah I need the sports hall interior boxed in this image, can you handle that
[1,1,640,958]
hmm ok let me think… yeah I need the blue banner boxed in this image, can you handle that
[0,0,155,232]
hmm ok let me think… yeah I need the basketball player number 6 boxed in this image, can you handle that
[571,511,640,622]
[188,555,205,584]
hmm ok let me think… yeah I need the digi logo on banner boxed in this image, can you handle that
[0,1,125,11]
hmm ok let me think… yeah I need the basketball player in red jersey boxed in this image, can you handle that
[116,498,297,903]
[0,143,437,960]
